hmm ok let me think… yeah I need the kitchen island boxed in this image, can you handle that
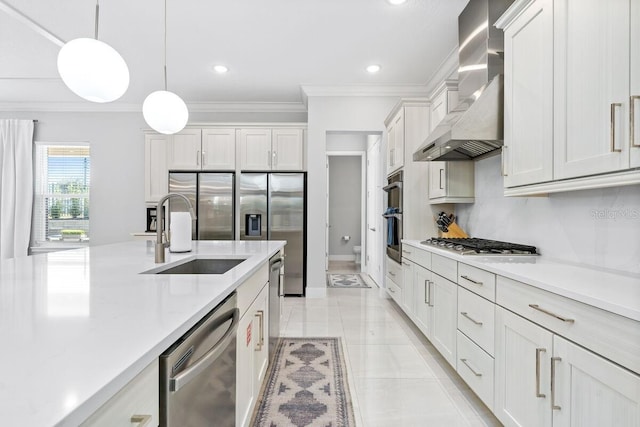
[0,240,285,427]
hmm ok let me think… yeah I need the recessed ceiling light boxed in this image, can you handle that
[213,65,228,74]
[388,0,407,5]
[366,64,381,73]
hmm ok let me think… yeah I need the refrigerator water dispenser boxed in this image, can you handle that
[246,214,262,236]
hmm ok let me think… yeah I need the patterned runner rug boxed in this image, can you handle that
[327,273,370,288]
[252,338,355,427]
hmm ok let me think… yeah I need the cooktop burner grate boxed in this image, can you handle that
[421,237,538,255]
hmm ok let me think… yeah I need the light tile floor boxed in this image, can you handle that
[281,273,502,427]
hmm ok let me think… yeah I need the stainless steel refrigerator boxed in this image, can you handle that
[168,172,234,240]
[239,173,306,295]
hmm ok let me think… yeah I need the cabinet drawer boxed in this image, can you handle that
[457,287,495,356]
[431,254,457,283]
[387,278,402,305]
[237,263,268,317]
[402,245,431,269]
[458,263,496,302]
[497,276,640,375]
[386,257,403,287]
[456,331,494,411]
[81,359,159,427]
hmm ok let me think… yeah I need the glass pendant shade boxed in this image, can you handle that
[57,38,129,103]
[142,90,189,134]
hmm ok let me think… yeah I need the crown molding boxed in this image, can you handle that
[0,101,308,113]
[300,84,430,99]
[424,46,459,97]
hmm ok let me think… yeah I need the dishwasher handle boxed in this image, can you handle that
[270,257,284,271]
[169,308,239,392]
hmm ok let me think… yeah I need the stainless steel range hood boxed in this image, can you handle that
[414,0,513,162]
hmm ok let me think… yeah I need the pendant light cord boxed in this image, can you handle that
[94,0,99,39]
[164,0,168,91]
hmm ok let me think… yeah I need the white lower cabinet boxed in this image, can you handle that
[495,306,553,427]
[401,259,415,316]
[412,263,432,338]
[431,273,457,368]
[456,331,494,411]
[80,359,159,427]
[553,335,640,427]
[236,267,270,427]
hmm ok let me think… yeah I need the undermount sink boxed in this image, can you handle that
[149,258,247,275]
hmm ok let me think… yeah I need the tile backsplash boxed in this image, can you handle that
[455,155,640,275]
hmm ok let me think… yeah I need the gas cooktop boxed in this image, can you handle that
[420,237,538,256]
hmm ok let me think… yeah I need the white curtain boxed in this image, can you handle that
[0,119,34,260]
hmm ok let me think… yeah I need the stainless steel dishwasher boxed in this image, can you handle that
[160,292,239,427]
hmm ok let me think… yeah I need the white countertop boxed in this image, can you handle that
[403,240,640,322]
[0,240,284,427]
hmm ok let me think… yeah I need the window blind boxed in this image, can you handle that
[32,143,91,248]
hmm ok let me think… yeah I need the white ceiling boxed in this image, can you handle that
[0,0,468,110]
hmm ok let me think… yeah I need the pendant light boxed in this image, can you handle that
[57,1,129,103]
[142,0,188,135]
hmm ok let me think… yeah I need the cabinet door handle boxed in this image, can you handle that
[631,95,640,148]
[501,146,508,176]
[255,310,265,351]
[131,415,152,426]
[424,279,429,304]
[610,103,622,152]
[528,304,575,323]
[460,311,483,325]
[535,348,546,398]
[439,168,444,189]
[460,275,483,286]
[551,356,562,410]
[427,280,433,307]
[460,358,482,377]
[196,150,201,166]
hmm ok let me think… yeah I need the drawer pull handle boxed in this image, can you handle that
[427,280,433,307]
[402,262,410,266]
[460,312,483,325]
[460,275,483,285]
[389,287,396,294]
[131,415,152,427]
[460,358,482,377]
[403,249,412,254]
[535,348,546,398]
[389,271,396,277]
[551,356,562,410]
[528,304,575,323]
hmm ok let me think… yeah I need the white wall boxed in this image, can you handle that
[455,155,640,274]
[328,156,361,257]
[0,111,147,245]
[306,96,399,296]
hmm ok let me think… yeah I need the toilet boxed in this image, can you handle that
[353,246,361,264]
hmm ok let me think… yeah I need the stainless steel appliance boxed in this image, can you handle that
[160,292,239,427]
[239,173,306,295]
[168,172,234,240]
[413,0,514,162]
[421,237,538,256]
[268,254,284,362]
[383,170,403,263]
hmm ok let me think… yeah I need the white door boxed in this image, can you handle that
[495,307,553,427]
[167,129,202,170]
[413,263,432,338]
[366,138,383,286]
[553,335,640,427]
[431,273,457,368]
[238,129,272,171]
[553,0,631,178]
[272,129,304,170]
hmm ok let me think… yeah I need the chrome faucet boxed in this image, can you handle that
[155,193,196,263]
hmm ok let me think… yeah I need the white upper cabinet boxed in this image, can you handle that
[428,161,474,204]
[553,0,631,179]
[144,133,168,203]
[167,129,202,170]
[201,128,236,170]
[271,128,304,170]
[239,128,305,171]
[386,109,405,175]
[501,0,554,187]
[631,0,640,168]
[429,80,458,133]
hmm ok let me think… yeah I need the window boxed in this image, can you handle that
[32,143,90,249]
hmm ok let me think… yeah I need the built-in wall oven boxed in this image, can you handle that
[383,170,403,263]
[160,292,239,427]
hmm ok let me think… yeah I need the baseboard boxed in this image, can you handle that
[328,255,356,261]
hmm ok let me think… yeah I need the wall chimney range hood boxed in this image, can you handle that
[414,0,513,162]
